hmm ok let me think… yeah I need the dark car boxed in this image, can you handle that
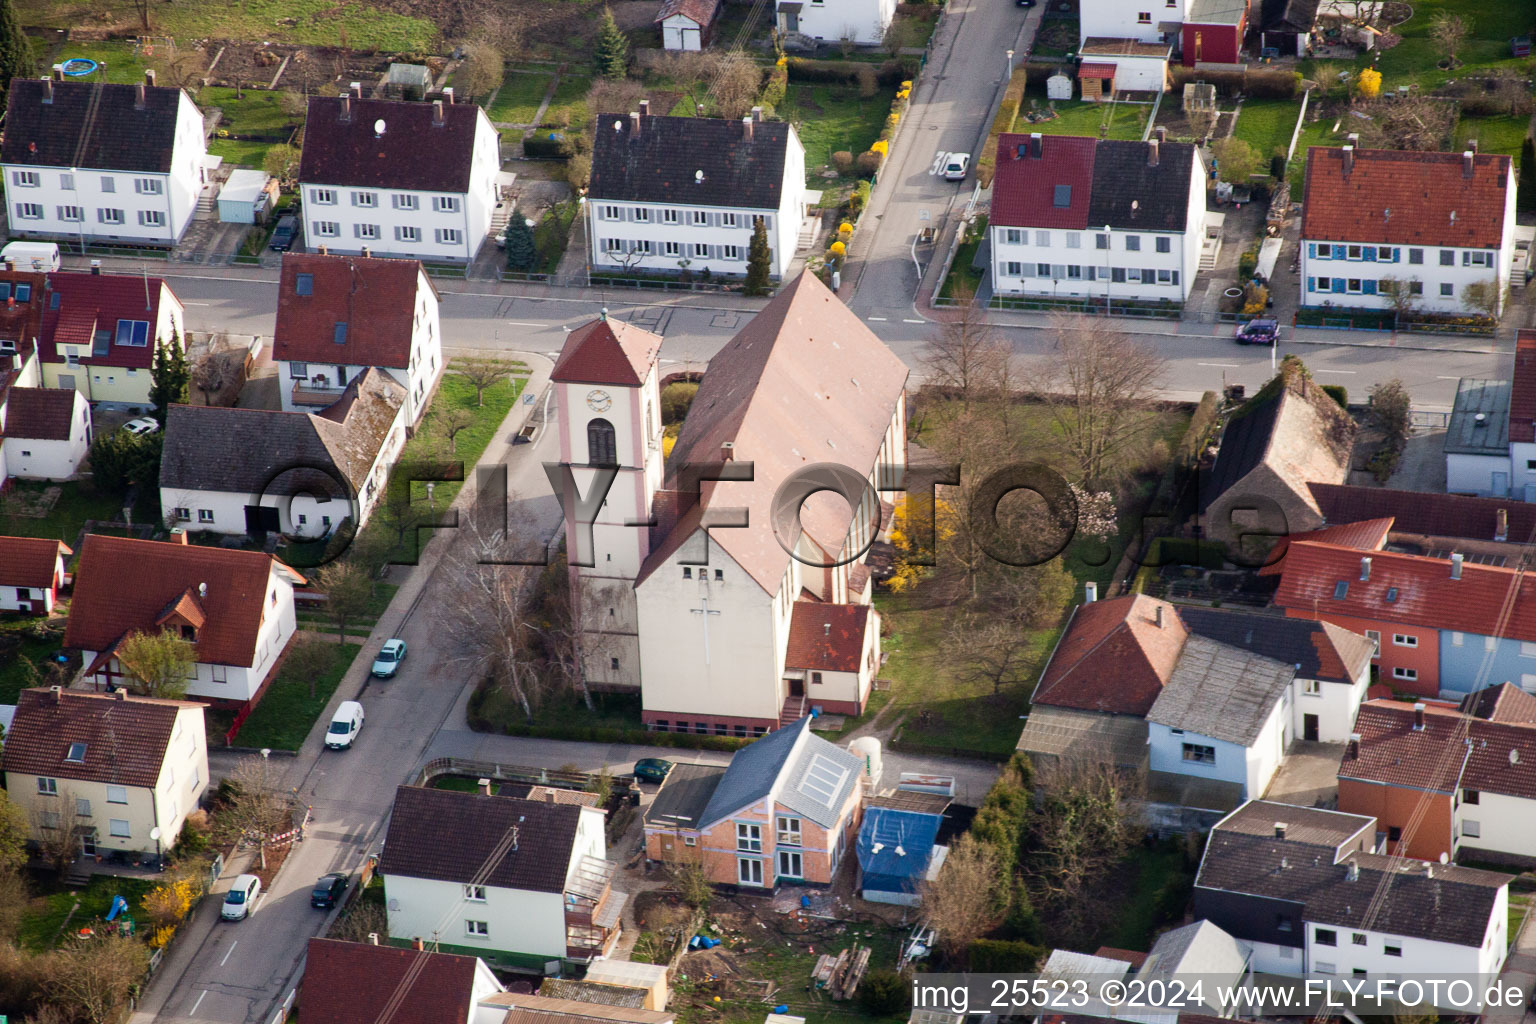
[268,215,298,252]
[1235,318,1279,346]
[633,758,674,783]
[311,872,348,909]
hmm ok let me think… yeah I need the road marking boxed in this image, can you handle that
[220,940,238,966]
[902,318,925,324]
[504,321,546,327]
[1318,369,1357,374]
[183,301,212,306]
[928,152,947,176]
[1197,362,1241,368]
[191,991,208,1015]
[867,316,888,321]
[1438,375,1463,380]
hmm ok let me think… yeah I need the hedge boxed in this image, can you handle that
[1170,66,1299,99]
[786,57,916,89]
[523,133,572,159]
[969,939,1047,972]
[1322,384,1348,408]
[465,691,753,752]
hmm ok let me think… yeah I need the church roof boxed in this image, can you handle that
[552,318,664,387]
[638,272,908,593]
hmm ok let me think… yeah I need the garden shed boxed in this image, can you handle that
[855,807,945,906]
[217,169,275,224]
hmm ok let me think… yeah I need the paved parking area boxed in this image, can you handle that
[1264,741,1344,808]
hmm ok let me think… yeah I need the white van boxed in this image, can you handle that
[325,700,365,750]
[0,241,61,272]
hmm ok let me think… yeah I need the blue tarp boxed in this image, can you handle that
[856,807,941,897]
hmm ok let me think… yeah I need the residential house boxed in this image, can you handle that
[1179,0,1249,65]
[0,536,70,614]
[553,273,903,732]
[1200,363,1356,546]
[65,534,305,707]
[989,133,1206,304]
[1338,688,1536,865]
[1077,39,1173,96]
[656,0,721,49]
[1,686,207,859]
[1136,921,1253,1017]
[1079,0,1183,46]
[0,269,47,373]
[642,716,866,889]
[273,252,443,425]
[1443,330,1536,499]
[379,785,622,970]
[1193,799,1510,985]
[580,961,670,1012]
[37,269,186,409]
[1307,481,1536,542]
[300,937,505,1024]
[1,386,91,481]
[587,105,809,283]
[774,0,897,45]
[855,805,945,905]
[159,368,408,538]
[1299,144,1517,315]
[298,89,504,263]
[1,72,211,246]
[1257,0,1320,54]
[475,992,675,1024]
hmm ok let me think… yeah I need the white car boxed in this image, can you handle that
[122,417,159,436]
[222,874,261,921]
[942,153,970,181]
[325,700,365,750]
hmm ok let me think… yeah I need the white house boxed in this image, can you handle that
[273,252,443,425]
[775,0,897,44]
[38,270,186,410]
[990,131,1206,305]
[159,369,408,539]
[1,386,90,481]
[550,273,905,734]
[1080,0,1184,45]
[380,785,622,970]
[1,686,207,859]
[1077,38,1173,96]
[1194,800,1510,993]
[1,72,210,246]
[0,536,70,615]
[298,88,504,263]
[587,105,809,282]
[64,534,305,708]
[656,0,721,49]
[303,938,505,1024]
[1300,143,1518,316]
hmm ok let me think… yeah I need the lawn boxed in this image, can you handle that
[1456,114,1531,157]
[46,39,148,83]
[201,87,301,138]
[938,214,986,301]
[0,481,121,548]
[20,0,436,51]
[18,874,158,952]
[0,631,58,704]
[1233,98,1302,161]
[487,72,555,125]
[228,642,361,750]
[780,82,896,183]
[208,138,275,168]
[542,74,593,128]
[1015,94,1148,141]
[295,582,399,636]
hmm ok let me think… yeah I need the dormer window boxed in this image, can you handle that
[1333,581,1348,599]
[64,742,87,764]
[180,625,196,641]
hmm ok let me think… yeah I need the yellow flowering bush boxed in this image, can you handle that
[829,240,847,256]
[143,879,197,929]
[150,925,177,949]
[871,139,889,156]
[1356,68,1381,98]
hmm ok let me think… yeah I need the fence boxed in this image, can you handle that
[588,274,746,294]
[409,756,610,792]
[497,270,553,284]
[1410,410,1451,430]
[55,240,172,260]
[987,296,1182,318]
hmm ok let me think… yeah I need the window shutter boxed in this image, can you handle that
[1332,278,1345,294]
[709,212,721,227]
[1171,270,1180,286]
[1363,279,1376,295]
[1363,246,1376,262]
[1308,243,1317,258]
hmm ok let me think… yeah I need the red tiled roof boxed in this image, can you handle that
[1343,699,1536,801]
[1078,62,1117,79]
[39,272,174,369]
[1094,947,1149,968]
[1262,516,1392,568]
[990,133,1097,229]
[785,601,870,673]
[551,318,664,386]
[0,536,70,588]
[1031,594,1187,715]
[0,688,200,788]
[1301,147,1513,248]
[1270,540,1536,644]
[64,536,302,668]
[3,386,80,440]
[301,938,489,1024]
[1461,682,1536,724]
[1510,330,1536,444]
[1309,482,1536,545]
[0,270,47,355]
[273,253,431,368]
[655,0,720,25]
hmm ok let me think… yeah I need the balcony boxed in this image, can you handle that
[291,381,347,407]
[564,855,623,959]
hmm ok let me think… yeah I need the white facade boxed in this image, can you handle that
[777,0,898,44]
[1456,790,1536,864]
[991,155,1205,303]
[661,12,706,49]
[1079,0,1185,44]
[3,90,208,246]
[300,111,502,263]
[1148,691,1289,800]
[1301,895,1508,995]
[0,544,67,614]
[1,390,91,481]
[1291,668,1369,744]
[1447,451,1511,497]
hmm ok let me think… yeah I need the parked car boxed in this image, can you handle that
[311,872,348,909]
[1234,318,1280,346]
[325,700,365,750]
[942,153,970,181]
[633,757,673,783]
[222,874,262,921]
[122,417,159,436]
[371,638,407,678]
[269,215,298,252]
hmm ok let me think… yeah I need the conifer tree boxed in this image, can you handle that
[505,210,538,272]
[744,216,771,296]
[149,334,189,426]
[594,8,629,80]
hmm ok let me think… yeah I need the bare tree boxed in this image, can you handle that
[921,833,1005,959]
[1378,276,1419,320]
[118,628,196,699]
[209,756,296,869]
[149,47,206,92]
[921,281,1008,414]
[433,405,476,454]
[457,41,505,102]
[1028,760,1138,941]
[282,634,335,699]
[330,897,388,942]
[30,785,80,876]
[587,76,647,119]
[312,559,373,644]
[451,357,518,407]
[712,53,764,120]
[43,934,149,1024]
[1032,315,1169,484]
[955,618,1037,696]
[478,10,528,59]
[190,334,235,405]
[1428,10,1469,67]
[1461,278,1503,319]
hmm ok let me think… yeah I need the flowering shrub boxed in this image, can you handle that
[1356,68,1382,98]
[838,221,853,235]
[829,240,847,255]
[871,139,889,156]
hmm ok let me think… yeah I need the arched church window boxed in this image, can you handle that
[588,418,617,466]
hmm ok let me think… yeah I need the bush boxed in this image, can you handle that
[761,63,788,108]
[1154,536,1227,570]
[848,179,871,217]
[659,382,698,424]
[855,150,882,176]
[522,133,571,159]
[858,970,911,1016]
[566,152,592,190]
[1322,384,1348,408]
[786,57,862,84]
[832,150,855,174]
[1368,447,1400,483]
[855,63,878,98]
[1237,248,1258,279]
[1247,67,1301,98]
[969,938,1047,972]
[876,57,919,87]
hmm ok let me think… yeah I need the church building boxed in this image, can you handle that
[550,272,908,735]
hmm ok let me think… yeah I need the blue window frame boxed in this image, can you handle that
[114,320,149,347]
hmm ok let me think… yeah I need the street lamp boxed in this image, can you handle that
[1005,49,1014,79]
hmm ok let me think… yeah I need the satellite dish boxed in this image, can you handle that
[1438,852,1449,864]
[695,170,705,183]
[149,827,161,840]
[1512,748,1522,765]
[613,119,623,132]
[374,118,387,136]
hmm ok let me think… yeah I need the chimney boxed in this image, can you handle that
[639,99,650,120]
[1463,150,1475,178]
[144,69,156,88]
[1426,862,1434,879]
[629,110,641,134]
[1467,138,1478,154]
[1274,822,1288,840]
[1084,581,1098,603]
[1451,552,1464,580]
[442,87,454,104]
[1342,145,1355,175]
[1413,702,1426,731]
[1360,556,1371,581]
[1147,138,1159,167]
[1346,132,1359,148]
[49,685,61,704]
[432,100,444,127]
[367,933,380,945]
[1346,861,1360,882]
[115,689,127,701]
[412,938,424,951]
[339,94,351,123]
[349,81,363,98]
[478,777,493,796]
[170,527,187,544]
[361,246,372,258]
[1347,732,1361,760]
[1030,132,1043,158]
[720,440,734,462]
[1155,126,1166,144]
[742,115,753,141]
[51,65,63,82]
[545,788,556,803]
[1154,605,1164,628]
[90,259,101,275]
[1496,508,1509,542]
[135,81,146,109]
[752,105,763,122]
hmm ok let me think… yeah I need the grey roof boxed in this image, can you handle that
[1177,607,1373,685]
[588,112,793,211]
[2,79,189,173]
[642,762,725,829]
[1146,636,1296,746]
[538,981,649,1009]
[699,717,863,829]
[380,786,582,893]
[1445,377,1511,456]
[1140,921,1250,979]
[1187,0,1249,26]
[1086,141,1200,232]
